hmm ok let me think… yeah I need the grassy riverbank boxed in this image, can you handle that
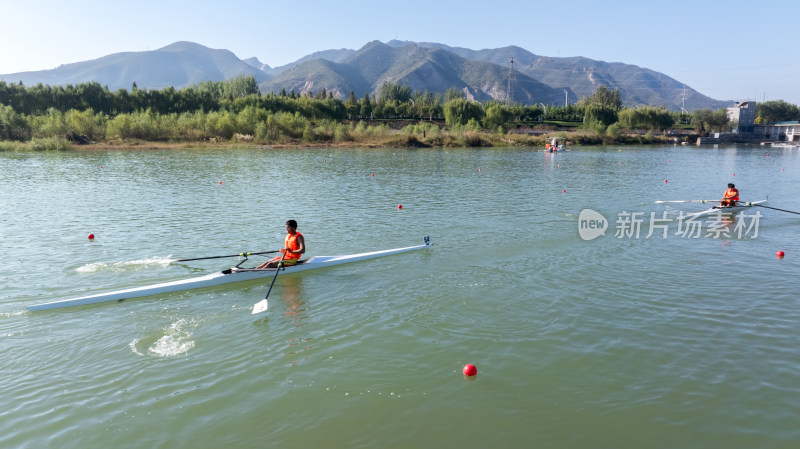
[0,123,685,152]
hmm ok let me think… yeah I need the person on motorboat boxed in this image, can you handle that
[549,137,559,152]
[257,220,305,268]
[720,183,739,207]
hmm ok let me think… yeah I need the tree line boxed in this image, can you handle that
[2,76,798,145]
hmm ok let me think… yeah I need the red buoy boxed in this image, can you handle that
[88,233,95,240]
[777,250,785,259]
[397,204,403,209]
[463,364,477,376]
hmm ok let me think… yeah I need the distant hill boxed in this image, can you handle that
[1,41,271,91]
[260,41,566,104]
[262,58,370,99]
[265,48,356,76]
[385,40,727,110]
[242,57,271,72]
[0,40,729,110]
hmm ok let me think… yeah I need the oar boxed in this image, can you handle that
[654,199,717,204]
[174,250,278,262]
[744,202,800,215]
[251,252,286,314]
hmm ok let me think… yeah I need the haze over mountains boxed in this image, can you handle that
[0,40,729,111]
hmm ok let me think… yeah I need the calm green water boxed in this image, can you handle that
[1,145,799,448]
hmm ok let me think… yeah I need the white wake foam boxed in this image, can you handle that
[77,257,174,273]
[129,318,196,357]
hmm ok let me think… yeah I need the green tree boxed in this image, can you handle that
[443,98,484,127]
[379,83,412,103]
[444,87,465,102]
[382,101,397,118]
[519,105,544,122]
[483,103,512,131]
[359,93,373,119]
[66,108,107,140]
[583,103,618,133]
[345,91,359,118]
[577,85,622,110]
[228,75,259,98]
[756,100,800,124]
[0,104,30,140]
[691,109,732,133]
[617,106,675,130]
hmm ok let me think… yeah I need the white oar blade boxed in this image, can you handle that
[251,299,268,314]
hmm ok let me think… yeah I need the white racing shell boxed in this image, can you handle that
[27,239,431,311]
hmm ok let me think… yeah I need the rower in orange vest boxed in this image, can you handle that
[720,183,739,207]
[257,220,305,269]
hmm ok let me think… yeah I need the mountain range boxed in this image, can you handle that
[0,40,729,111]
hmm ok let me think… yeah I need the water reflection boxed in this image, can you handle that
[280,276,306,323]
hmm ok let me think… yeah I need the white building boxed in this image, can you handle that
[760,121,800,142]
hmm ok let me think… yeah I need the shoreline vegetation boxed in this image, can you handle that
[0,76,767,152]
[0,123,688,152]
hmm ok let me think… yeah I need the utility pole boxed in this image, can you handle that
[506,57,515,107]
[680,86,689,114]
[564,89,568,107]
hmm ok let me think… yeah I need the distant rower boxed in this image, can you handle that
[720,183,739,207]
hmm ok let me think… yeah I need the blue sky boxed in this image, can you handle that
[2,0,798,106]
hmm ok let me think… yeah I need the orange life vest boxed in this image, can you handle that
[724,188,739,201]
[281,232,303,261]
